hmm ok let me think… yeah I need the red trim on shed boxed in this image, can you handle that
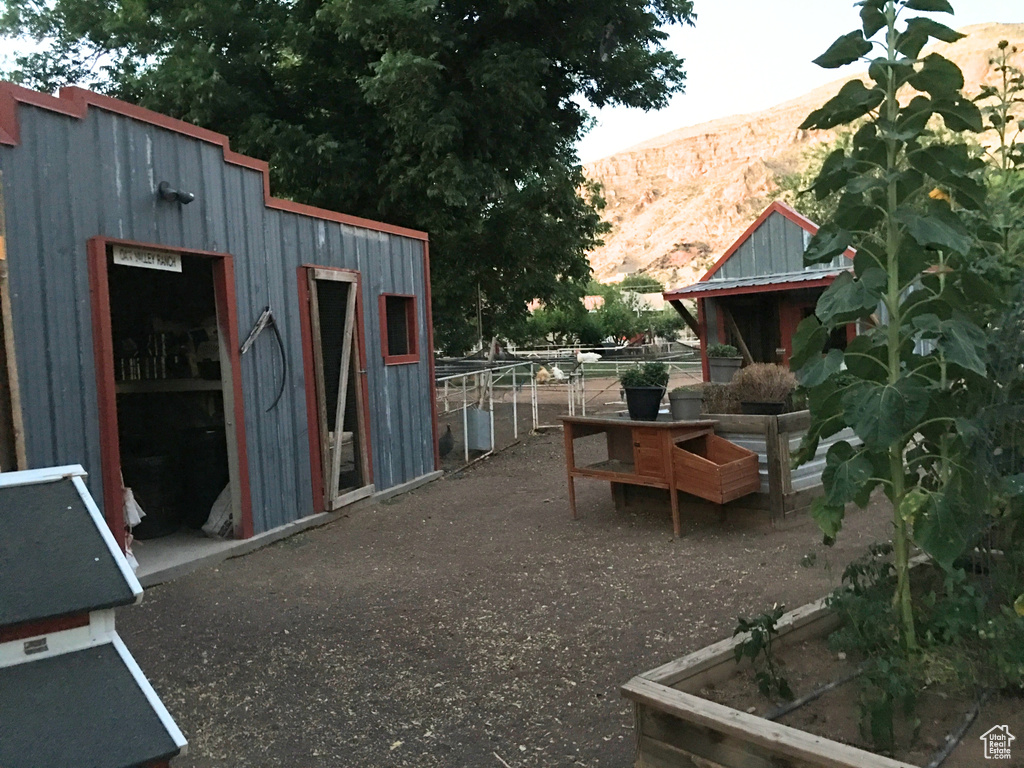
[87,237,125,550]
[697,300,709,382]
[296,271,324,514]
[0,613,90,643]
[379,293,420,365]
[0,83,427,242]
[423,242,440,471]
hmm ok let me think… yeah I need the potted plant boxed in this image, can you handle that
[668,384,703,421]
[619,362,669,421]
[729,363,797,415]
[707,343,742,384]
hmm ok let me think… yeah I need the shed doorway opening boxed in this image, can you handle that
[90,239,249,565]
[306,268,373,510]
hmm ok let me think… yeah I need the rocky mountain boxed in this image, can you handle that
[583,23,1024,289]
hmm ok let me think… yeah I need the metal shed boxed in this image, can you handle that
[663,201,853,379]
[0,84,439,556]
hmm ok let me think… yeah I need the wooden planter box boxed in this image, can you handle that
[672,433,760,505]
[621,600,916,768]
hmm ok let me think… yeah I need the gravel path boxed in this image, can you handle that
[119,429,893,767]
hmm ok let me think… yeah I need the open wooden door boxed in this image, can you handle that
[305,268,373,510]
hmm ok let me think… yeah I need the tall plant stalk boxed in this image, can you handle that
[791,0,1001,650]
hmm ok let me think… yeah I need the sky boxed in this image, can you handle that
[576,0,1024,163]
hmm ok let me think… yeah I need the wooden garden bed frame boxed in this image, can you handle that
[620,599,917,768]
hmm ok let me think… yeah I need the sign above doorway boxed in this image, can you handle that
[112,245,182,273]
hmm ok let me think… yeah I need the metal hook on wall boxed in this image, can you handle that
[240,306,287,412]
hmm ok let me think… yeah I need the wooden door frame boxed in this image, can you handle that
[297,265,374,512]
[87,236,253,549]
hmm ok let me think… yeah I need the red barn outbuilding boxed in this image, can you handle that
[664,202,854,380]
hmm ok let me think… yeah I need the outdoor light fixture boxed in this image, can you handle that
[157,180,195,205]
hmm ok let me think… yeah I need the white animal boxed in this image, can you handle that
[550,365,568,381]
[576,349,603,364]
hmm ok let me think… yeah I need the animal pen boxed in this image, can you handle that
[0,83,439,571]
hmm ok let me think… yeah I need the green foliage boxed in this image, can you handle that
[706,343,738,358]
[618,274,664,293]
[826,542,1024,753]
[793,0,1022,652]
[619,362,669,389]
[733,605,794,701]
[0,0,697,354]
[772,130,856,224]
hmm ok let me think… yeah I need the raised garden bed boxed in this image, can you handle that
[620,596,1020,768]
[622,600,914,768]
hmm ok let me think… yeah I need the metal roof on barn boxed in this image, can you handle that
[664,201,851,301]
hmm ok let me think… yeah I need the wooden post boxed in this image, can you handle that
[765,415,785,523]
[669,299,701,339]
[0,172,27,471]
[563,421,577,518]
[721,305,754,366]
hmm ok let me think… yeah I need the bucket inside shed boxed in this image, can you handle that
[106,250,234,546]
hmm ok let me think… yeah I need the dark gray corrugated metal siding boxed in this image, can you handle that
[711,211,846,281]
[0,102,435,534]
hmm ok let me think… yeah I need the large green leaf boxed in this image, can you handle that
[897,18,964,59]
[843,331,889,383]
[804,225,853,264]
[811,496,845,542]
[842,378,930,450]
[933,95,983,132]
[798,348,845,388]
[823,441,874,507]
[903,0,954,14]
[791,315,828,370]
[816,268,887,325]
[937,316,988,376]
[813,30,873,69]
[800,79,885,129]
[913,481,982,570]
[908,54,964,96]
[896,206,973,255]
[860,5,886,38]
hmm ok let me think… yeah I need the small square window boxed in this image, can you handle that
[380,294,418,364]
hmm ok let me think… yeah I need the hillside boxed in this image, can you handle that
[583,23,1024,288]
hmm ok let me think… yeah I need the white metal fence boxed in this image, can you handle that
[434,357,703,469]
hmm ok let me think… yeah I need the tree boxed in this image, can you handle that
[1,0,696,353]
[618,274,664,293]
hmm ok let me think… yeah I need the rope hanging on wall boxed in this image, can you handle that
[240,306,287,412]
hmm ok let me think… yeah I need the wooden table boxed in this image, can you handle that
[561,415,718,537]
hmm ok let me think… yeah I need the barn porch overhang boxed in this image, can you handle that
[664,268,845,302]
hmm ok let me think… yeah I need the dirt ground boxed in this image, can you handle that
[120,427,895,768]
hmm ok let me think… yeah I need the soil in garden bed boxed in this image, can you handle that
[701,634,1024,767]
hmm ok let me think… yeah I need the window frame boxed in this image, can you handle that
[378,293,419,365]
